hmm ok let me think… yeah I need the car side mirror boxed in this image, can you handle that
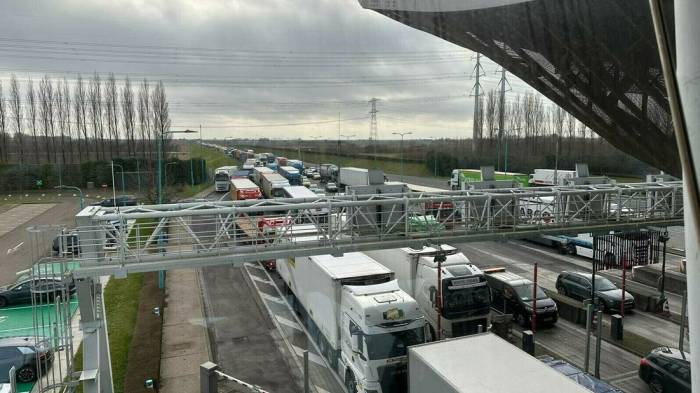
[429,287,437,307]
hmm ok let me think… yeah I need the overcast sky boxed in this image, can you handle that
[0,0,546,140]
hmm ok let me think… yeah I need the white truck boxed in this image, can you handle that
[260,172,290,199]
[528,169,577,186]
[408,333,590,393]
[366,245,491,339]
[277,253,428,393]
[338,167,384,187]
[213,166,238,192]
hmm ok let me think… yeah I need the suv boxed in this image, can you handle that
[485,270,558,327]
[556,271,635,312]
[0,337,53,383]
[639,347,691,393]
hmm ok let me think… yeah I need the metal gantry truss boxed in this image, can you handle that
[70,182,684,278]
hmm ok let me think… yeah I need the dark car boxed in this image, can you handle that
[52,232,80,257]
[0,277,75,308]
[485,269,558,327]
[556,271,635,312]
[0,337,53,383]
[639,347,691,393]
[92,195,137,207]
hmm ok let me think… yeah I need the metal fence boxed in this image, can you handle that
[59,181,683,277]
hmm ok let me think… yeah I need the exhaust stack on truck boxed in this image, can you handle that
[277,253,427,393]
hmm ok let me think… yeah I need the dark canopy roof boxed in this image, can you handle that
[360,0,680,176]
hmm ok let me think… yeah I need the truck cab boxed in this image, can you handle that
[413,250,491,337]
[340,281,426,393]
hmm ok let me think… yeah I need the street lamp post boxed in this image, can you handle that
[392,131,412,182]
[54,185,84,210]
[111,162,126,195]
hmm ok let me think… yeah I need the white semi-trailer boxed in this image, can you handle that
[366,245,491,339]
[338,167,384,187]
[277,253,427,393]
[528,168,577,186]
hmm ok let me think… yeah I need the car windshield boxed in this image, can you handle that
[594,277,617,291]
[364,326,425,360]
[513,283,548,302]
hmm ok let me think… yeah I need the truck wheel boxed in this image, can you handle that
[345,372,357,393]
[567,243,577,255]
[516,313,528,328]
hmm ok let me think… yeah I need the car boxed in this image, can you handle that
[312,173,321,180]
[325,182,338,193]
[0,337,53,383]
[302,178,311,188]
[52,231,80,257]
[556,271,635,312]
[0,276,75,308]
[91,195,137,207]
[639,347,691,393]
[485,269,558,327]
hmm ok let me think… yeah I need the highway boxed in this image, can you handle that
[192,163,685,393]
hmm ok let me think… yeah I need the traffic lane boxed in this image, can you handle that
[0,200,80,285]
[200,264,301,393]
[457,241,686,351]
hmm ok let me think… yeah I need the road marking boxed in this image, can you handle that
[276,315,303,330]
[7,241,24,255]
[260,292,285,304]
[293,345,327,367]
[244,262,264,270]
[249,274,272,284]
[315,386,331,393]
[218,192,230,201]
[607,370,640,383]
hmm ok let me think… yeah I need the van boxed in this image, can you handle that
[485,270,558,327]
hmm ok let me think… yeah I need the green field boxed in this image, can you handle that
[457,169,529,187]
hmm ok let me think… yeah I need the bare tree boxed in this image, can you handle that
[138,79,152,160]
[9,76,24,164]
[55,79,68,166]
[121,77,136,157]
[88,73,104,159]
[74,75,89,161]
[39,76,55,163]
[565,112,577,152]
[0,81,6,162]
[484,90,497,141]
[62,78,74,163]
[26,78,39,162]
[105,73,119,158]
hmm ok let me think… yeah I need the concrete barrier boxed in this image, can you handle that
[632,265,687,295]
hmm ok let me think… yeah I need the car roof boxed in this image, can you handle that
[487,271,532,286]
[651,346,691,362]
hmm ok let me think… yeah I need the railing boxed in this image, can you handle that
[67,182,683,277]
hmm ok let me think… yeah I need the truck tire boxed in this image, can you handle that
[345,371,357,393]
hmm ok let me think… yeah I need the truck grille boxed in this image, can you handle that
[377,363,408,393]
[452,318,488,336]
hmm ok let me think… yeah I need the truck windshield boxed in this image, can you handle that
[442,284,491,318]
[513,283,548,302]
[214,173,229,181]
[364,326,425,360]
[271,189,286,198]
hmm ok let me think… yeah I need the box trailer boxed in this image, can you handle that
[339,167,384,187]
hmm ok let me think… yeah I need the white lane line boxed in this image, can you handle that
[276,315,303,331]
[244,262,264,270]
[249,274,272,284]
[260,292,285,304]
[293,345,327,367]
[218,192,230,201]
